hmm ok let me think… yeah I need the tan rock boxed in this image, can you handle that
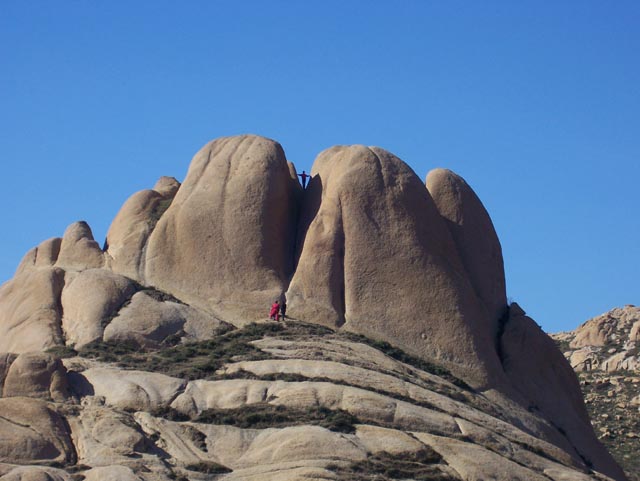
[602,352,640,372]
[82,466,142,481]
[499,304,625,481]
[0,466,72,481]
[171,378,460,436]
[3,352,68,401]
[0,267,65,353]
[0,398,74,465]
[103,291,228,348]
[60,269,137,348]
[105,177,180,281]
[136,412,365,470]
[144,135,299,323]
[56,221,105,270]
[236,425,366,467]
[14,238,63,276]
[153,176,181,197]
[354,424,425,455]
[413,431,549,481]
[629,320,640,341]
[67,406,146,467]
[569,347,601,372]
[76,367,186,411]
[426,167,507,327]
[287,144,503,389]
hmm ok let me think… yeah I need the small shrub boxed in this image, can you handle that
[184,461,231,474]
[189,403,360,433]
[46,345,78,358]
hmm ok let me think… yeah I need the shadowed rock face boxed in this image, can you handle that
[501,303,625,480]
[287,145,503,389]
[144,135,300,322]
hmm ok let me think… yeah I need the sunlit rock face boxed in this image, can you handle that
[0,134,627,481]
[144,135,300,323]
[286,145,504,390]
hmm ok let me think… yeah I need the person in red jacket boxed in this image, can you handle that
[269,300,280,321]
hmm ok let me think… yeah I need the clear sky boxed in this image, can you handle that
[1,1,638,333]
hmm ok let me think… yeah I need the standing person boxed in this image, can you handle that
[280,299,287,320]
[269,300,280,321]
[298,170,310,189]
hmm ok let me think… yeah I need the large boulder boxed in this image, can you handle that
[144,135,299,323]
[499,303,626,481]
[67,406,147,467]
[14,238,63,275]
[0,397,75,465]
[103,290,229,348]
[287,145,502,389]
[60,269,137,348]
[105,176,180,281]
[72,367,186,411]
[426,168,507,327]
[0,267,65,353]
[55,221,105,271]
[0,466,72,481]
[2,352,69,401]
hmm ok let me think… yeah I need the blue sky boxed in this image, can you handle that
[1,1,638,333]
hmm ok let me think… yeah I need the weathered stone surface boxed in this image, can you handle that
[500,304,625,481]
[3,352,68,401]
[0,466,72,481]
[0,398,74,465]
[67,406,146,467]
[153,176,181,197]
[569,346,601,372]
[103,291,228,348]
[136,413,366,469]
[413,432,550,481]
[354,424,425,455]
[601,352,640,372]
[15,238,63,276]
[568,306,640,349]
[82,466,142,481]
[105,177,180,281]
[60,269,137,348]
[426,168,507,327]
[56,221,104,270]
[74,368,186,411]
[144,135,298,324]
[287,144,502,389]
[0,267,65,353]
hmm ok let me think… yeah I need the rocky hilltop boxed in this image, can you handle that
[552,306,640,480]
[0,134,626,480]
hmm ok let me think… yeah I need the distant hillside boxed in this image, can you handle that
[552,306,640,480]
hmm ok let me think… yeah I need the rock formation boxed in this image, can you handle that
[286,145,503,389]
[0,134,627,480]
[552,306,640,480]
[426,168,507,327]
[144,135,300,321]
[552,306,640,373]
